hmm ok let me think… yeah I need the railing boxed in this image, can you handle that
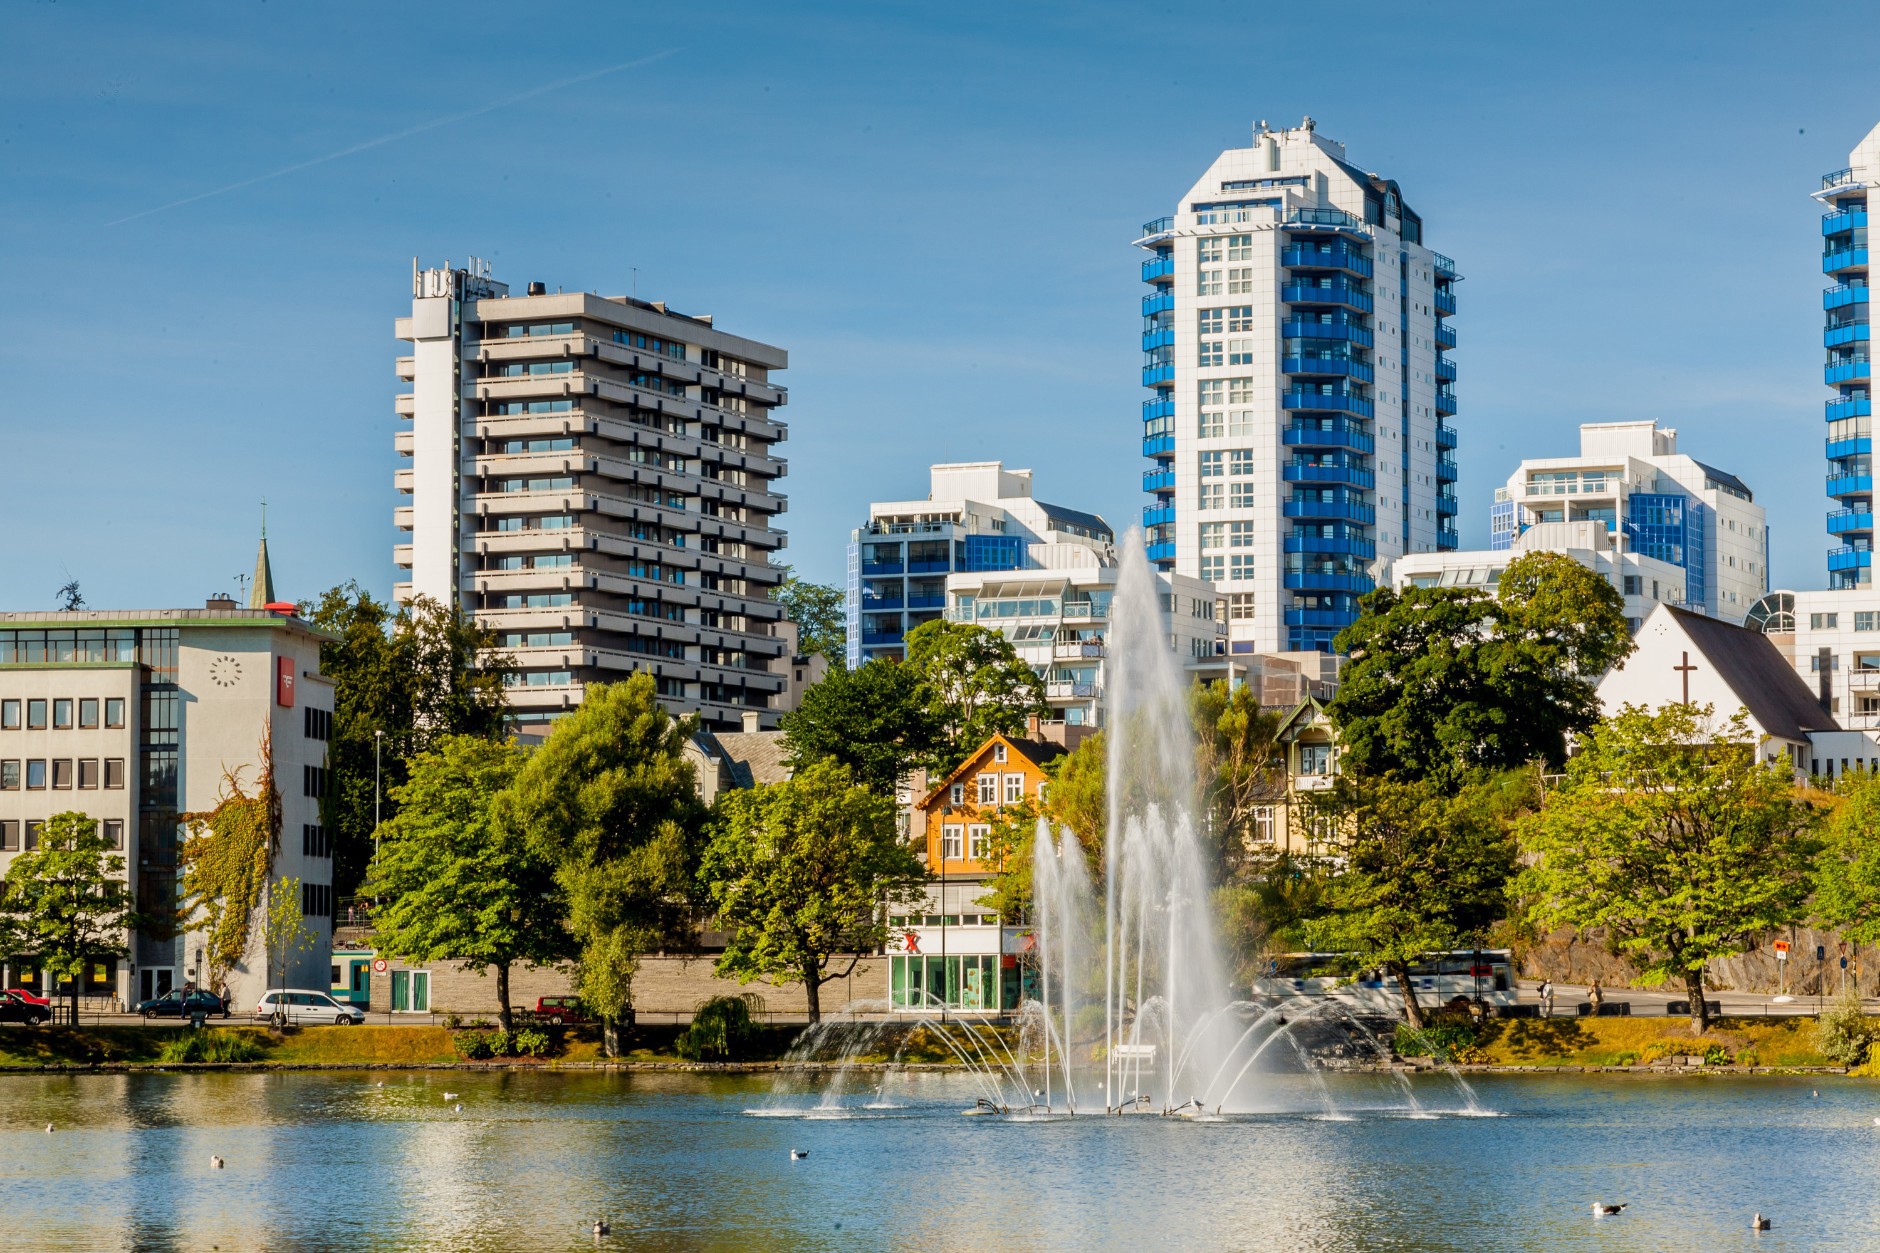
[1141,255,1174,283]
[1431,251,1458,276]
[1825,167,1858,190]
[1283,354,1375,383]
[1826,282,1870,310]
[1828,472,1874,496]
[1282,318,1373,346]
[1053,642,1105,660]
[1141,289,1174,317]
[1142,433,1175,457]
[1824,209,1870,234]
[1140,215,1175,237]
[1285,498,1376,524]
[1282,281,1374,312]
[1828,509,1873,533]
[1435,322,1458,348]
[1824,248,1869,274]
[1142,396,1174,421]
[1434,288,1457,315]
[1284,389,1376,419]
[1287,206,1364,229]
[1283,422,1375,454]
[1143,467,1176,492]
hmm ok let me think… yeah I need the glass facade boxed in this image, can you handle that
[888,953,1015,1011]
[1625,494,1709,611]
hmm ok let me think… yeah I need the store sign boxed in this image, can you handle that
[276,656,296,708]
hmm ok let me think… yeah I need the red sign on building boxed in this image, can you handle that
[276,656,296,708]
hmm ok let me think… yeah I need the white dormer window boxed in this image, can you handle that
[993,742,1008,763]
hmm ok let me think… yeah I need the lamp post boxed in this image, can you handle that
[373,729,384,861]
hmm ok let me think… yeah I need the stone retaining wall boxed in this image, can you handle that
[1519,926,1877,997]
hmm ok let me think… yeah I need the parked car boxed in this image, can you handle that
[533,996,590,1026]
[4,988,49,1008]
[253,989,366,1027]
[0,992,51,1026]
[135,990,230,1021]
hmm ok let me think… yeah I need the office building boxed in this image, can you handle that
[1817,124,1877,588]
[847,463,1115,666]
[0,575,334,1008]
[1486,421,1765,620]
[396,261,791,734]
[1137,118,1460,654]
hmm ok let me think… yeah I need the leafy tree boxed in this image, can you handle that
[1330,551,1631,789]
[364,735,565,1033]
[1813,769,1880,946]
[0,813,140,1026]
[262,877,317,996]
[771,569,847,661]
[1302,775,1520,1027]
[903,619,1048,774]
[1517,705,1819,1033]
[779,658,941,796]
[974,795,1045,922]
[1047,731,1107,861]
[496,675,703,1054]
[701,758,924,1021]
[301,584,515,897]
[1189,681,1286,874]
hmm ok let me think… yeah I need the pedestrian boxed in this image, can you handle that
[217,982,230,1011]
[1539,979,1554,1018]
[1589,979,1604,1014]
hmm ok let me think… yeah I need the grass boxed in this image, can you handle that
[267,1027,457,1065]
[1470,1015,1841,1068]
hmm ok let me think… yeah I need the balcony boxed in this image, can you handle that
[1141,255,1174,283]
[1142,363,1174,387]
[907,594,946,611]
[1282,280,1373,313]
[1434,288,1457,316]
[1284,571,1374,594]
[1436,423,1458,450]
[1285,608,1357,629]
[1828,472,1874,497]
[1284,389,1375,419]
[1829,509,1874,535]
[1828,394,1872,421]
[1826,322,1870,349]
[1143,467,1175,493]
[1435,387,1458,416]
[1140,215,1175,239]
[1284,421,1374,454]
[1287,206,1365,231]
[1826,209,1870,236]
[1828,436,1873,461]
[1053,641,1105,660]
[1285,535,1377,559]
[1146,540,1176,564]
[1142,289,1174,317]
[1284,354,1374,383]
[1825,167,1859,190]
[1142,503,1175,529]
[1437,454,1458,481]
[1285,497,1376,524]
[1143,433,1175,457]
[1432,251,1459,278]
[1143,396,1174,421]
[1827,356,1872,385]
[1435,322,1457,349]
[1282,317,1373,347]
[1829,546,1874,573]
[1435,356,1458,382]
[860,560,905,576]
[1824,247,1870,276]
[861,631,904,647]
[1826,282,1870,311]
[1281,243,1373,277]
[1285,463,1376,489]
[1142,327,1175,353]
[1436,490,1459,516]
[1045,681,1101,702]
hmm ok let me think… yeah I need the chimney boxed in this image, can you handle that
[1819,647,1835,715]
[204,594,237,610]
[527,281,546,296]
[1026,713,1041,737]
[741,711,760,733]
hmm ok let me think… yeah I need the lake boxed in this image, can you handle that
[2,1069,1876,1250]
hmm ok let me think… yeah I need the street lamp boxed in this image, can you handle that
[374,729,384,861]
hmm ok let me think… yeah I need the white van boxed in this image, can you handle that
[253,988,367,1027]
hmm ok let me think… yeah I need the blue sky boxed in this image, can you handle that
[3,1,1877,607]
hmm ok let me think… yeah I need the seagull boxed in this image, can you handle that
[443,1091,459,1100]
[790,1149,808,1161]
[454,1103,462,1114]
[592,1219,611,1238]
[210,1156,224,1170]
[1592,1203,1627,1216]
[44,1124,53,1134]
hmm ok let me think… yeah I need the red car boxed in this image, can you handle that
[534,996,589,1026]
[5,988,48,1008]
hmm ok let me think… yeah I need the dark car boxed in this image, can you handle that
[534,996,590,1026]
[135,990,229,1021]
[0,992,50,1026]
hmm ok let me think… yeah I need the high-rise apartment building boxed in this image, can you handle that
[396,262,791,734]
[1818,124,1878,589]
[1486,421,1766,619]
[1137,119,1459,654]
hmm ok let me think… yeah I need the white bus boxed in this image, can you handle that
[1252,950,1518,1016]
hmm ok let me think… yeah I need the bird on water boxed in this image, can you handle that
[1591,1203,1627,1216]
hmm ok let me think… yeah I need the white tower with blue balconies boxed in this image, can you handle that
[1818,123,1880,588]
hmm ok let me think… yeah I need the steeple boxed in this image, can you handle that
[249,501,276,609]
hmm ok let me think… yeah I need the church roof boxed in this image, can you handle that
[249,535,276,609]
[1667,606,1838,742]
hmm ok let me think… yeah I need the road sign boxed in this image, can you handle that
[1774,941,1790,960]
[371,958,388,974]
[1843,957,1850,969]
[1818,945,1828,961]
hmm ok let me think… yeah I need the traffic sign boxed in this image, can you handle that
[372,958,388,973]
[1818,945,1827,961]
[1774,940,1790,960]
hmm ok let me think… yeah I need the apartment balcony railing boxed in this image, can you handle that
[1434,288,1457,316]
[1827,356,1872,385]
[1283,421,1375,455]
[1828,436,1873,461]
[1045,681,1101,701]
[1142,503,1175,529]
[1142,363,1174,387]
[1284,535,1377,560]
[1286,497,1376,524]
[1825,167,1859,190]
[1053,641,1105,660]
[1437,454,1459,480]
[1285,463,1376,489]
[1140,215,1175,239]
[1143,433,1175,457]
[860,631,903,647]
[1141,255,1175,283]
[1435,356,1458,381]
[1828,509,1874,535]
[1143,467,1175,493]
[1142,327,1175,353]
[1283,354,1374,383]
[1826,282,1870,311]
[907,594,946,610]
[1435,387,1458,415]
[1828,472,1875,497]
[1141,289,1174,317]
[1285,608,1358,629]
[1283,389,1375,419]
[1436,423,1458,450]
[1435,322,1458,349]
[1825,209,1870,236]
[1282,280,1373,313]
[1281,243,1374,277]
[1283,571,1374,594]
[1829,546,1874,572]
[1432,251,1459,278]
[1829,394,1873,422]
[1286,206,1365,230]
[1145,540,1176,564]
[1825,247,1870,276]
[1142,396,1174,422]
[1282,317,1373,346]
[860,561,905,576]
[1826,322,1871,349]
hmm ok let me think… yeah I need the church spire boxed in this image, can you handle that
[249,501,275,608]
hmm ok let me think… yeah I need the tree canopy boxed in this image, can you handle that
[903,619,1048,775]
[0,812,140,1025]
[1329,551,1632,788]
[771,570,846,661]
[779,657,941,796]
[1517,704,1819,1032]
[366,734,566,1032]
[1189,681,1286,874]
[1815,769,1880,946]
[700,758,924,1021]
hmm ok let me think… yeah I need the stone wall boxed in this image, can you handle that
[1519,926,1878,997]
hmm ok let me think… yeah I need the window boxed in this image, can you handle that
[949,783,964,806]
[78,699,98,729]
[1197,339,1223,368]
[1200,556,1224,581]
[77,759,98,789]
[968,824,991,860]
[1226,235,1254,261]
[1198,238,1223,263]
[304,707,333,741]
[104,758,125,789]
[27,700,46,730]
[1814,613,1841,629]
[304,824,331,858]
[1229,449,1255,476]
[1229,521,1256,547]
[1037,780,1050,804]
[1230,481,1255,508]
[389,969,430,1013]
[102,820,122,850]
[1227,267,1254,294]
[1623,575,1641,595]
[52,700,72,730]
[1198,308,1224,335]
[23,820,40,850]
[977,774,998,804]
[304,765,329,798]
[1251,806,1276,844]
[50,759,72,789]
[0,821,15,851]
[0,700,15,729]
[1228,593,1256,620]
[1003,773,1025,804]
[1229,554,1256,580]
[301,882,333,918]
[1197,269,1222,296]
[994,742,1008,763]
[1199,452,1224,478]
[0,760,14,789]
[1298,744,1334,775]
[1200,523,1225,551]
[1198,483,1224,510]
[104,698,124,729]
[1226,338,1255,366]
[941,824,964,860]
[1860,612,1879,632]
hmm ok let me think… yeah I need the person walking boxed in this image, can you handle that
[1588,979,1604,1014]
[1539,979,1554,1018]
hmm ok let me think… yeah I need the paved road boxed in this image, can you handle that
[1518,980,1863,1018]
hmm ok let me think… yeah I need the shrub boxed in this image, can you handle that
[1815,989,1877,1066]
[511,1028,552,1058]
[676,994,765,1062]
[1702,1044,1731,1066]
[442,1013,463,1030]
[454,1030,503,1060]
[158,1031,265,1063]
[1394,1019,1477,1062]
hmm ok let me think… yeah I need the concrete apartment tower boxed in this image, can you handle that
[1137,119,1459,654]
[1818,123,1878,589]
[396,262,791,734]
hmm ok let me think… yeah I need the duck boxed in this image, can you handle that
[210,1156,224,1170]
[1753,1213,1771,1231]
[790,1148,808,1161]
[1591,1203,1627,1216]
[592,1218,611,1238]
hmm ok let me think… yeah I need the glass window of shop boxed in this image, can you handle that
[889,954,1006,1011]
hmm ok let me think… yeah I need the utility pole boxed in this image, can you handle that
[373,729,384,862]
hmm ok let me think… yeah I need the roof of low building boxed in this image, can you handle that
[700,730,794,788]
[918,733,1068,807]
[1667,606,1837,741]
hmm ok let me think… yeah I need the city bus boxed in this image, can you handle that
[1251,950,1518,1016]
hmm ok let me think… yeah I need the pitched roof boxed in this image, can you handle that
[249,535,276,608]
[1667,606,1837,741]
[697,731,794,788]
[918,733,1068,806]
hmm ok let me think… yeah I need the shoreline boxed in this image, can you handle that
[0,1059,1857,1076]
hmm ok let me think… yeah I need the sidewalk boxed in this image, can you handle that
[1520,980,1869,1018]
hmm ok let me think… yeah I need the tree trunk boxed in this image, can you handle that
[602,1017,619,1057]
[495,962,512,1035]
[804,959,823,1024]
[1685,968,1710,1035]
[1390,960,1425,1030]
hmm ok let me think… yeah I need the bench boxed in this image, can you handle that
[1664,1000,1722,1016]
[1575,1001,1631,1017]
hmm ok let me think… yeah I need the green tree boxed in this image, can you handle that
[779,657,941,796]
[0,813,140,1026]
[301,584,515,897]
[700,758,925,1022]
[1302,775,1520,1028]
[903,619,1048,774]
[496,675,703,1054]
[1517,705,1819,1033]
[261,877,317,997]
[364,735,565,1033]
[1813,769,1880,946]
[1190,681,1286,875]
[771,569,847,661]
[1330,551,1631,789]
[1047,731,1107,861]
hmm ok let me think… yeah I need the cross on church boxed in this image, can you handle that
[1674,650,1698,706]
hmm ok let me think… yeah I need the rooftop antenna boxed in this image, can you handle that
[260,497,267,539]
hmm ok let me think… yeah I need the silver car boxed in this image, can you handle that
[253,989,366,1027]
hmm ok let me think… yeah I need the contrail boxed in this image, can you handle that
[105,48,681,227]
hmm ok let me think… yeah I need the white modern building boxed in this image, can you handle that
[1393,520,1689,632]
[847,463,1116,666]
[1487,421,1766,620]
[0,565,335,1009]
[1815,122,1877,588]
[1136,118,1461,655]
[395,261,791,734]
[1745,588,1880,733]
